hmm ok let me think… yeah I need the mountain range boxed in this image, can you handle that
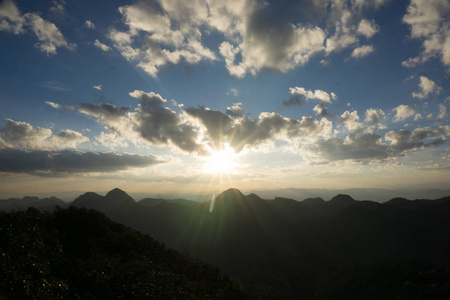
[2,188,450,298]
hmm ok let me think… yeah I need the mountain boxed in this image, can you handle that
[138,197,164,207]
[3,187,450,299]
[0,207,250,299]
[0,196,67,212]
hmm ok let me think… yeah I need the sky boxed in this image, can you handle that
[0,0,449,199]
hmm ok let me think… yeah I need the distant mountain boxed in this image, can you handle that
[3,187,450,299]
[138,197,165,207]
[0,196,66,212]
[249,187,450,203]
[329,194,355,204]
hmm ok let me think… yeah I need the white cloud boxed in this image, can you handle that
[0,0,75,55]
[226,103,244,118]
[0,119,88,150]
[84,20,95,29]
[365,108,385,125]
[302,133,388,163]
[286,87,333,104]
[109,0,217,77]
[95,132,129,149]
[50,129,89,148]
[351,45,374,59]
[49,0,66,18]
[0,0,25,34]
[357,19,379,38]
[339,111,365,133]
[385,126,450,151]
[107,0,386,78]
[228,88,239,97]
[45,101,61,109]
[302,125,450,164]
[412,76,441,98]
[402,0,450,68]
[94,39,111,52]
[438,104,447,119]
[25,13,75,55]
[393,105,416,122]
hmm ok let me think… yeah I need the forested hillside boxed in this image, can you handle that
[0,207,250,299]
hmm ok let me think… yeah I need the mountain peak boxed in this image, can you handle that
[301,197,325,206]
[217,188,245,200]
[105,188,134,204]
[329,194,355,203]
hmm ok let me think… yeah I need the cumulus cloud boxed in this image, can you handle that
[0,148,162,173]
[109,0,217,77]
[49,0,66,18]
[283,87,336,119]
[284,87,333,105]
[414,113,423,121]
[0,0,25,34]
[226,103,244,118]
[385,126,450,152]
[0,0,75,55]
[357,19,379,38]
[130,90,203,153]
[0,119,88,150]
[185,106,331,152]
[95,132,129,149]
[393,105,416,122]
[77,91,335,155]
[25,13,75,55]
[303,125,450,164]
[402,0,450,68]
[351,45,374,59]
[94,39,111,52]
[302,133,388,163]
[365,108,386,125]
[339,110,365,133]
[412,76,441,98]
[106,0,386,78]
[84,20,95,29]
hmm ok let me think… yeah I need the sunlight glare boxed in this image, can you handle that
[203,144,237,174]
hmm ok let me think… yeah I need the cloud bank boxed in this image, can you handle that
[106,0,386,77]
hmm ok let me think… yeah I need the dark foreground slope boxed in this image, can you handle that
[0,207,250,299]
[4,188,450,299]
[68,188,450,299]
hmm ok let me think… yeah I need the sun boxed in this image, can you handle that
[203,144,237,174]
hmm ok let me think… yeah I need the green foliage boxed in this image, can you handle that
[0,207,251,299]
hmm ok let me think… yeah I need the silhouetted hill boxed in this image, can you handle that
[138,197,164,207]
[0,196,67,212]
[329,193,355,204]
[4,188,450,299]
[105,188,135,205]
[0,207,250,299]
[301,197,325,206]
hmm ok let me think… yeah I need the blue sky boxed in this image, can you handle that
[0,0,449,198]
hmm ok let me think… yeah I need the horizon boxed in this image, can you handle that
[1,0,449,197]
[2,186,450,204]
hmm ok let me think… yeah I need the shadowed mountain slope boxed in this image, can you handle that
[0,207,251,299]
[3,188,450,299]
